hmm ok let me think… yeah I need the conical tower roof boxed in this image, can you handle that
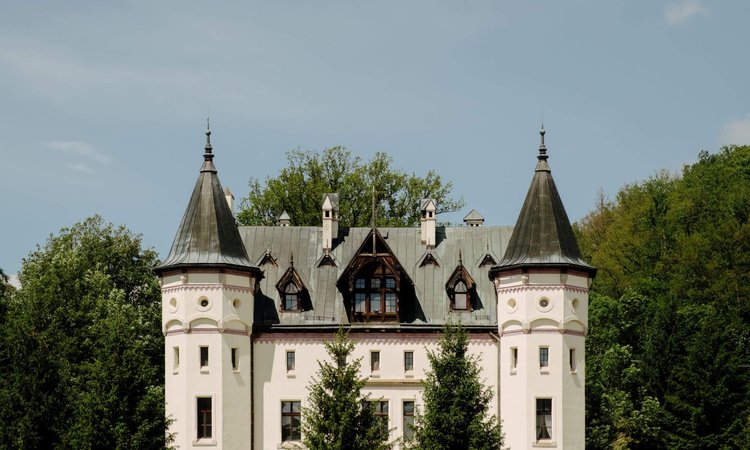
[491,127,595,276]
[156,123,259,274]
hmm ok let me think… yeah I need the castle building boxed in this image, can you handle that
[155,125,596,449]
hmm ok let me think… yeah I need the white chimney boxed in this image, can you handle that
[322,193,339,251]
[224,187,234,214]
[420,198,436,247]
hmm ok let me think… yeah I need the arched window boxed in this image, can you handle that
[453,281,468,310]
[283,282,300,311]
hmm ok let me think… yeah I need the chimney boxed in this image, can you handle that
[322,193,339,251]
[278,211,291,227]
[463,209,484,227]
[420,198,436,247]
[224,187,234,215]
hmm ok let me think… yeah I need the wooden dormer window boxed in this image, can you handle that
[446,258,475,312]
[352,262,399,322]
[283,282,300,311]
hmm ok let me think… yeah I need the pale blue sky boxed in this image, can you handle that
[2,0,749,276]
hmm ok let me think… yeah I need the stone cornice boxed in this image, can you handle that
[500,328,585,337]
[162,283,253,295]
[253,332,497,345]
[496,284,589,295]
[165,327,249,337]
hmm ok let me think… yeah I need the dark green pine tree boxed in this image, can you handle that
[409,323,503,450]
[302,327,390,450]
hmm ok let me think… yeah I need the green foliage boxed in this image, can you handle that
[579,146,750,449]
[0,216,170,449]
[302,327,390,450]
[237,147,464,227]
[409,323,502,450]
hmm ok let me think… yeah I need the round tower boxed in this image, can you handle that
[155,123,261,449]
[489,127,596,449]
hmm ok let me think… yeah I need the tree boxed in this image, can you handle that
[237,147,464,227]
[0,216,170,449]
[302,327,390,450]
[409,323,503,450]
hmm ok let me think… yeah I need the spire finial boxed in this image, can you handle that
[458,249,463,265]
[537,123,548,161]
[204,118,213,157]
[290,252,294,267]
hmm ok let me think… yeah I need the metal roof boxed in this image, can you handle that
[243,225,513,328]
[156,128,259,274]
[492,128,595,276]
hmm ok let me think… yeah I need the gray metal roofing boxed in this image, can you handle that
[241,225,513,328]
[494,154,595,274]
[156,157,259,273]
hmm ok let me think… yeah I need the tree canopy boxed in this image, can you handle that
[302,328,390,450]
[408,323,503,450]
[237,147,464,227]
[0,216,169,449]
[577,145,750,449]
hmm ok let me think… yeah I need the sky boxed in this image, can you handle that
[2,0,749,277]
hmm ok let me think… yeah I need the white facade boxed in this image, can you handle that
[495,269,590,449]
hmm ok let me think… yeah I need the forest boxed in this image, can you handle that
[0,145,748,449]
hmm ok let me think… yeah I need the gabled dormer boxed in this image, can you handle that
[337,228,413,323]
[446,254,476,311]
[276,256,310,312]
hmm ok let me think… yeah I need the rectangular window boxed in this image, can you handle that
[355,293,366,312]
[231,348,238,370]
[536,398,552,440]
[197,397,212,439]
[281,401,301,441]
[403,401,415,440]
[511,347,518,370]
[371,400,389,438]
[371,351,380,372]
[404,351,414,372]
[385,292,397,312]
[173,347,180,371]
[569,348,576,371]
[200,346,209,368]
[287,350,296,372]
[539,347,549,368]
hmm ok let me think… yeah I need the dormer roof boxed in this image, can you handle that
[156,125,259,275]
[491,127,595,277]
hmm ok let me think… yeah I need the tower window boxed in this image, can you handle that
[404,351,414,372]
[200,346,209,368]
[287,350,296,372]
[536,398,552,440]
[371,351,380,372]
[173,347,180,372]
[511,347,518,371]
[281,401,301,441]
[197,397,212,439]
[231,348,238,371]
[403,401,415,441]
[569,348,576,372]
[539,347,549,368]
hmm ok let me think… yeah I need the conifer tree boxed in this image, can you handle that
[409,323,503,450]
[302,327,390,450]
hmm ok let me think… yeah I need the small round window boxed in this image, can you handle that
[200,298,209,307]
[539,298,549,308]
[506,298,518,313]
[233,299,241,310]
[197,297,211,311]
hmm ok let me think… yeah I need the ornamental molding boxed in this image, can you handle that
[162,283,253,295]
[165,327,249,337]
[499,328,586,337]
[253,332,497,346]
[496,284,589,295]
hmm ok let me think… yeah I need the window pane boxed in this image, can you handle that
[355,278,366,289]
[285,282,298,293]
[385,293,397,312]
[536,398,552,440]
[355,293,366,312]
[200,346,209,367]
[403,401,415,440]
[539,347,549,368]
[404,351,414,371]
[385,277,396,289]
[231,348,238,370]
[455,293,467,310]
[371,351,380,371]
[370,278,381,289]
[284,294,298,310]
[455,281,467,292]
[197,397,212,439]
[370,294,381,313]
[287,351,295,371]
[282,401,302,441]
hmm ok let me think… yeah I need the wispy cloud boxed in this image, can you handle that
[66,163,95,174]
[720,115,750,146]
[665,0,708,25]
[44,140,111,164]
